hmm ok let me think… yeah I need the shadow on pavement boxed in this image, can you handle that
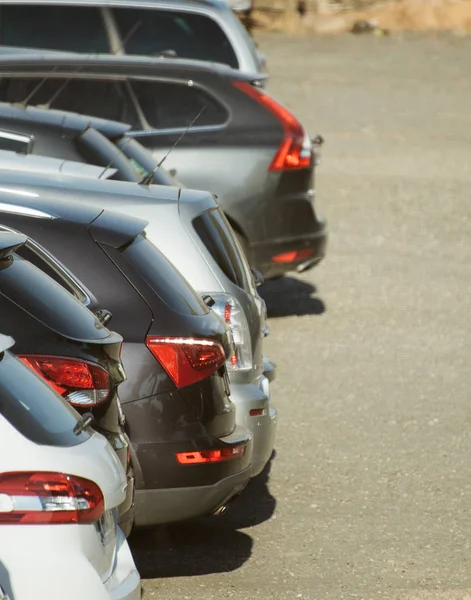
[130,453,277,579]
[259,276,326,318]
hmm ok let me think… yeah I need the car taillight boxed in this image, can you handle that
[0,472,104,525]
[209,294,252,372]
[18,356,110,407]
[233,81,311,171]
[145,337,226,389]
[271,248,314,264]
[176,444,246,465]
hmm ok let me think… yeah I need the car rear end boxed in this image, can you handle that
[87,212,253,525]
[0,335,140,600]
[221,77,328,278]
[0,231,134,535]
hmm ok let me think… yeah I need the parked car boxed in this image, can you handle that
[0,0,265,76]
[0,58,327,278]
[0,178,254,527]
[0,333,141,600]
[0,93,278,476]
[0,149,277,477]
[0,229,135,536]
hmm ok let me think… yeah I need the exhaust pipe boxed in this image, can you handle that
[212,505,228,516]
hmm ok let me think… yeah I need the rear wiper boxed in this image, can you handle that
[73,412,94,436]
[156,49,177,58]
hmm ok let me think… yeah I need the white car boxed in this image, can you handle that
[0,334,141,600]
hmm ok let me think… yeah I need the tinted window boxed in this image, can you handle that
[14,241,90,305]
[130,80,228,129]
[0,350,90,446]
[0,6,109,52]
[0,130,33,154]
[0,255,109,340]
[114,8,238,68]
[122,233,208,316]
[193,208,254,293]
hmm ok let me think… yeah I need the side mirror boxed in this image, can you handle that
[251,267,264,288]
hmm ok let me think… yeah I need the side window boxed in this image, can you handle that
[0,6,110,53]
[113,8,239,68]
[130,80,228,130]
[0,130,33,154]
[13,241,90,305]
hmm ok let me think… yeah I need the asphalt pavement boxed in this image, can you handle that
[137,32,471,599]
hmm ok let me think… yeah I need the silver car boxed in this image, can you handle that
[0,0,265,75]
[0,149,277,479]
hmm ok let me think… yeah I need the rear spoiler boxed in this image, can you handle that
[0,231,26,261]
[89,210,149,249]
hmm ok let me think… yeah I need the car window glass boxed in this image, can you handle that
[0,6,109,52]
[0,255,109,340]
[130,80,228,130]
[14,241,90,305]
[121,233,209,316]
[113,8,238,68]
[0,350,90,447]
[193,208,255,293]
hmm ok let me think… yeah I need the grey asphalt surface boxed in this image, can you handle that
[137,32,471,599]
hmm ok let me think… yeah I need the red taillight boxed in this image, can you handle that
[233,81,311,171]
[0,472,104,525]
[271,248,314,264]
[19,355,110,407]
[145,337,226,389]
[176,444,246,465]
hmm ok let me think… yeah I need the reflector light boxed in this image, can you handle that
[250,408,267,417]
[146,337,226,389]
[0,472,104,525]
[271,248,314,264]
[233,81,311,171]
[176,444,246,465]
[19,355,110,407]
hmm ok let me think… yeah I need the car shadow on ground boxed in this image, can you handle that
[130,452,276,579]
[259,276,326,318]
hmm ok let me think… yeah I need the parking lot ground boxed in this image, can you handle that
[136,32,471,599]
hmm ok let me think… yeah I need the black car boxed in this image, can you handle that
[0,54,328,278]
[0,174,253,527]
[0,230,134,536]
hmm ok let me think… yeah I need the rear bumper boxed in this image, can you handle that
[129,422,253,526]
[134,464,252,527]
[252,219,328,279]
[230,377,277,477]
[104,528,141,600]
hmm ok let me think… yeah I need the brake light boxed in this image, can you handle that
[272,248,314,264]
[233,81,311,171]
[145,337,226,389]
[209,294,252,372]
[176,444,246,465]
[19,356,110,407]
[0,472,104,525]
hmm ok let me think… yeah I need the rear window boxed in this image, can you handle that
[13,240,90,306]
[113,8,238,68]
[122,233,209,316]
[0,350,90,447]
[193,208,255,293]
[0,255,109,340]
[129,80,228,130]
[0,6,110,53]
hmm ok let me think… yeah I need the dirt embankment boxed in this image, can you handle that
[250,0,471,35]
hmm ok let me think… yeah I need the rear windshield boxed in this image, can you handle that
[0,350,90,447]
[193,208,255,294]
[122,233,209,316]
[0,255,109,341]
[113,8,239,68]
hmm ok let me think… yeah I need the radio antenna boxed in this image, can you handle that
[139,105,206,185]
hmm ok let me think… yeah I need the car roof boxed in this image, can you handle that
[0,0,229,9]
[0,51,262,84]
[0,166,179,220]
